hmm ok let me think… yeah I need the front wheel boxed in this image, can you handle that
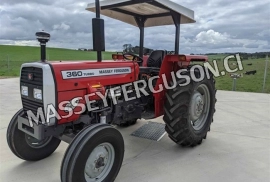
[61,124,124,182]
[163,66,216,147]
[6,109,61,161]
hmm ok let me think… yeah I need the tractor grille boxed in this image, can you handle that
[20,67,43,86]
[21,67,44,116]
[22,97,44,115]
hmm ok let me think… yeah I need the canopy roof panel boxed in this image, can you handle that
[121,3,168,15]
[86,0,196,27]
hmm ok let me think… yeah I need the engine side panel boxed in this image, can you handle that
[57,89,87,124]
[49,61,139,124]
[50,61,139,92]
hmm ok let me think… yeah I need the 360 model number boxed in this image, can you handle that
[66,71,83,78]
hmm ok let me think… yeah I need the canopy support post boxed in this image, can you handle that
[171,12,181,54]
[135,17,147,59]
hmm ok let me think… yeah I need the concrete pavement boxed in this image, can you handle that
[0,78,269,182]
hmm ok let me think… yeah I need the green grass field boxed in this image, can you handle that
[206,56,270,93]
[0,45,114,76]
[0,45,269,93]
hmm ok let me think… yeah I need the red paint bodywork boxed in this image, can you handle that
[50,54,207,124]
[50,61,139,124]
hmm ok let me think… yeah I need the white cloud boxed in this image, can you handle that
[0,0,269,53]
[195,30,229,44]
[53,23,70,31]
[14,40,38,46]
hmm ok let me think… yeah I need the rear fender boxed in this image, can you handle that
[153,54,208,117]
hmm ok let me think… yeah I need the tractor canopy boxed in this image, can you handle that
[86,0,195,27]
[86,0,197,59]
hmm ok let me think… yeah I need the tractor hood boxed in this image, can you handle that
[86,0,195,27]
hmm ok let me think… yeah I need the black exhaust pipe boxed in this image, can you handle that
[36,31,50,62]
[92,0,105,62]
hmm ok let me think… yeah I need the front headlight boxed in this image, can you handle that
[21,86,28,96]
[33,88,42,100]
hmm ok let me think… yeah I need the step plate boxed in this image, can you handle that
[131,122,166,141]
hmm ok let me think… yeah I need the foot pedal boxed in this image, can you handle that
[131,122,166,141]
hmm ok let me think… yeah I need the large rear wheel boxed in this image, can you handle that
[61,124,124,182]
[6,109,61,161]
[163,66,216,147]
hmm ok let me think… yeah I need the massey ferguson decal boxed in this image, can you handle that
[61,67,131,79]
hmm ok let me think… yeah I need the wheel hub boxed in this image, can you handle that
[189,84,211,131]
[25,134,52,148]
[84,143,115,182]
[95,157,105,168]
[190,91,204,121]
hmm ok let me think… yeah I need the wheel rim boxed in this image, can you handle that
[84,142,115,182]
[189,84,210,131]
[25,134,52,148]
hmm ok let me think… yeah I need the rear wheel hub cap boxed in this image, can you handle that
[190,92,204,121]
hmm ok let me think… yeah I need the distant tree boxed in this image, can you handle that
[123,44,128,53]
[123,44,133,53]
[239,53,248,60]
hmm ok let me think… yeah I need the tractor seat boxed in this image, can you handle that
[147,50,167,68]
[139,50,166,75]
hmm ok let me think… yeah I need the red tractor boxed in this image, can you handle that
[7,0,216,181]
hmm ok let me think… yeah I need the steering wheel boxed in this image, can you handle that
[123,53,143,63]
